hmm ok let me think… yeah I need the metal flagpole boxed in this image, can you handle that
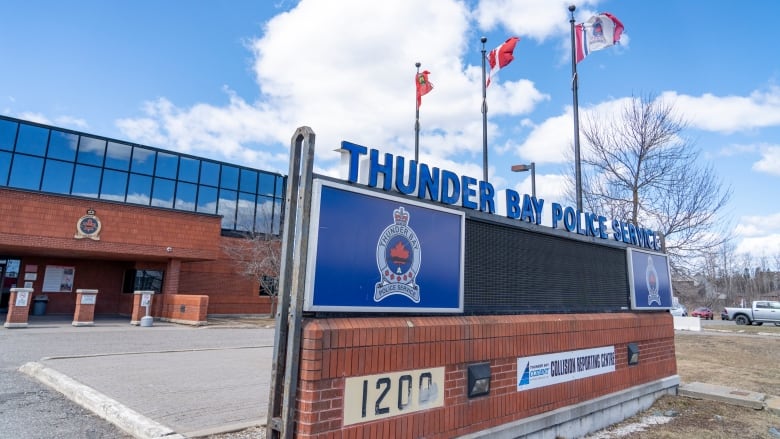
[569,4,583,212]
[480,36,489,182]
[415,62,421,163]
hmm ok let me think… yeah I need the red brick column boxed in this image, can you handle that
[130,290,155,325]
[72,289,99,327]
[163,258,181,295]
[4,288,34,328]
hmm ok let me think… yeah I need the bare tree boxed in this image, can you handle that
[222,202,282,317]
[576,94,732,273]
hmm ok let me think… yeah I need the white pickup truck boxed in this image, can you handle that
[725,300,780,326]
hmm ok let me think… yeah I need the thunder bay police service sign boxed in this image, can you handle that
[304,179,465,313]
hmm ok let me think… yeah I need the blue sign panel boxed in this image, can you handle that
[627,248,673,310]
[304,180,464,313]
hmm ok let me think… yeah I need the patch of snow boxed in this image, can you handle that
[585,415,674,438]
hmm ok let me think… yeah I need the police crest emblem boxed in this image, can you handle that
[645,255,661,305]
[375,206,421,303]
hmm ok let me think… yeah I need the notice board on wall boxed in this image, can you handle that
[42,265,75,293]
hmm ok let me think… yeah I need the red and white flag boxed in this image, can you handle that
[486,36,520,87]
[416,70,433,108]
[574,13,624,63]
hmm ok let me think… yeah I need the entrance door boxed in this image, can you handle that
[0,259,21,312]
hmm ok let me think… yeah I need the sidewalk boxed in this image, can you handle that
[13,315,276,439]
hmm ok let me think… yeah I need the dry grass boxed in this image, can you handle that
[589,322,780,438]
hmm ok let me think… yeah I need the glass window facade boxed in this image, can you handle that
[0,116,285,234]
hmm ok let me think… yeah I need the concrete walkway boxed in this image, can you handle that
[11,315,276,439]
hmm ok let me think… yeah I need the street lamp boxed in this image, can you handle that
[511,162,536,199]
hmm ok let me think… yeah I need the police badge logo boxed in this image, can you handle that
[375,206,422,303]
[645,255,661,305]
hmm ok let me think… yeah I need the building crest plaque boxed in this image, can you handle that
[75,209,101,240]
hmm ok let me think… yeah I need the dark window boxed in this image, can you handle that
[77,136,106,166]
[218,189,237,229]
[9,155,43,190]
[155,152,178,179]
[200,161,219,186]
[15,124,48,156]
[41,159,74,194]
[197,185,217,214]
[178,157,200,183]
[48,130,78,161]
[258,172,276,196]
[122,269,165,293]
[240,169,257,193]
[131,147,156,175]
[127,174,152,205]
[220,165,239,190]
[100,169,128,201]
[72,164,102,197]
[105,141,131,171]
[0,119,18,151]
[175,182,197,211]
[0,151,10,185]
[259,275,278,296]
[151,177,175,208]
[236,192,256,231]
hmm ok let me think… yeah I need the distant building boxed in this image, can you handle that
[0,115,283,317]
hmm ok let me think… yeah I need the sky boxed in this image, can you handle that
[2,0,779,264]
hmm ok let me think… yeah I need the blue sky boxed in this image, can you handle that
[2,0,779,263]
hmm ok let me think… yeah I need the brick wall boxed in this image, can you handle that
[0,188,221,261]
[18,257,131,314]
[180,244,272,315]
[294,312,676,438]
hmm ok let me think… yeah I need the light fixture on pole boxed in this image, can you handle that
[511,162,536,199]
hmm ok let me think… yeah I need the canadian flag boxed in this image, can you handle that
[486,36,520,87]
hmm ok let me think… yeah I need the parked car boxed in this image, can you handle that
[725,300,780,326]
[720,309,729,320]
[690,307,714,320]
[669,305,687,317]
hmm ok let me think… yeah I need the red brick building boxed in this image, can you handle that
[0,116,283,319]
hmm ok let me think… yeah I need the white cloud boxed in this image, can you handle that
[661,86,780,134]
[475,0,602,42]
[753,145,780,176]
[17,112,50,125]
[734,213,780,255]
[114,0,549,178]
[54,116,88,130]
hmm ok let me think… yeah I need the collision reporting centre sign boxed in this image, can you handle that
[517,346,616,391]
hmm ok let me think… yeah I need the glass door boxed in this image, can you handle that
[0,259,20,312]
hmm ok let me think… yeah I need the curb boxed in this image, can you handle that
[766,396,780,416]
[19,362,186,439]
[678,382,767,410]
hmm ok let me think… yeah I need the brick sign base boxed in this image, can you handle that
[294,312,676,438]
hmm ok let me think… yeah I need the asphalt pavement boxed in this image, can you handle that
[1,314,276,439]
